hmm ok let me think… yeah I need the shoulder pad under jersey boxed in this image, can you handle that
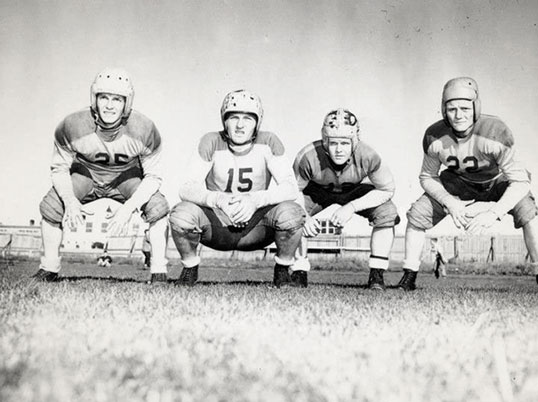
[55,108,95,147]
[254,131,285,156]
[122,110,162,151]
[198,131,228,162]
[422,120,450,154]
[473,114,514,147]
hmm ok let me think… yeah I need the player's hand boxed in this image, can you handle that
[216,193,243,225]
[465,210,499,235]
[330,204,355,228]
[229,195,257,226]
[445,199,474,229]
[303,216,321,237]
[464,201,495,219]
[106,204,135,236]
[63,200,93,230]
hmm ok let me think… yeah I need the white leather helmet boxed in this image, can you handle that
[321,108,360,149]
[90,67,134,120]
[220,89,263,132]
[441,77,481,123]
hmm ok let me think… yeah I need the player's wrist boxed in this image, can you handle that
[487,207,503,221]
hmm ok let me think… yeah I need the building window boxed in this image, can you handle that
[319,219,341,235]
[86,222,93,233]
[101,222,108,233]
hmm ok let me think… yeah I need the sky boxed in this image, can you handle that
[1,0,537,235]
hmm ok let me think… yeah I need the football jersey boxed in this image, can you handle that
[50,108,163,206]
[421,114,528,185]
[179,131,298,209]
[293,140,395,193]
[419,114,530,216]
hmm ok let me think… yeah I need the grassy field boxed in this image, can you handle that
[1,259,538,402]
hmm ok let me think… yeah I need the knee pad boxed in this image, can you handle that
[39,189,65,227]
[272,201,306,231]
[169,201,202,232]
[371,201,400,228]
[141,191,170,224]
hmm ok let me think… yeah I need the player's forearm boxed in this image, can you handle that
[348,189,394,212]
[123,176,162,211]
[51,170,77,204]
[420,175,456,208]
[249,181,299,208]
[179,182,222,208]
[490,181,530,219]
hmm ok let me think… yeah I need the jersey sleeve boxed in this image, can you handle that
[123,123,164,211]
[363,148,395,193]
[348,146,395,211]
[249,152,300,208]
[50,119,78,203]
[293,146,314,192]
[249,133,299,207]
[487,133,531,218]
[178,134,221,207]
[418,133,457,207]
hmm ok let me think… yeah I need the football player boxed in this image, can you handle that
[33,68,170,283]
[292,108,400,289]
[169,90,305,287]
[399,77,538,290]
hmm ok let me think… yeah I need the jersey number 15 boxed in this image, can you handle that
[225,168,253,192]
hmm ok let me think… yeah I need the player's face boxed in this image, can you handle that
[96,93,126,125]
[445,99,474,134]
[225,112,257,145]
[327,138,353,165]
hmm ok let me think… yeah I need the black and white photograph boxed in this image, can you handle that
[1,0,538,401]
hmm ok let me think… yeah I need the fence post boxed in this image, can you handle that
[486,236,495,262]
[453,236,459,262]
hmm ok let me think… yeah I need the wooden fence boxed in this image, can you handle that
[0,231,530,264]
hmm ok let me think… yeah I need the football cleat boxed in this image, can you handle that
[148,273,168,284]
[176,266,198,286]
[398,269,417,291]
[272,264,291,288]
[31,269,59,282]
[367,268,386,291]
[290,270,308,288]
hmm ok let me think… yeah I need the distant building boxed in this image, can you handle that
[1,199,147,255]
[61,200,146,252]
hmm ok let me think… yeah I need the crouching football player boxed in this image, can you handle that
[399,77,538,290]
[169,90,305,287]
[292,108,400,289]
[34,68,170,283]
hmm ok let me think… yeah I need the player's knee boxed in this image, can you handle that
[141,192,170,224]
[39,192,64,227]
[371,202,400,228]
[512,194,538,229]
[271,201,306,231]
[406,202,433,231]
[169,201,202,233]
